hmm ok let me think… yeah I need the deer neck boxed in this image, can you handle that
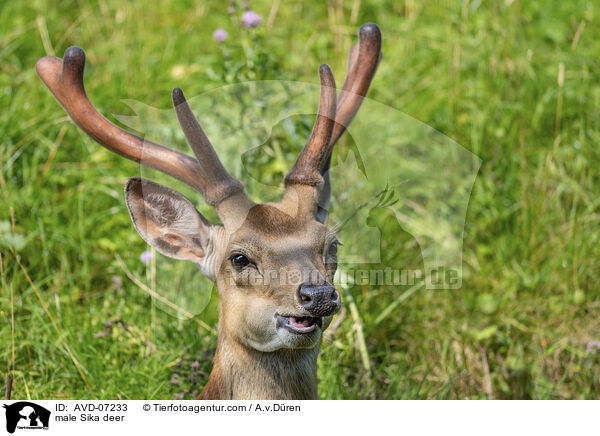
[200,324,321,400]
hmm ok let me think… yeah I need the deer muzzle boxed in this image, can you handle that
[297,284,341,317]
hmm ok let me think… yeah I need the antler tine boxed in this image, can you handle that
[36,47,208,193]
[315,24,381,222]
[284,64,337,186]
[328,22,382,154]
[172,88,245,207]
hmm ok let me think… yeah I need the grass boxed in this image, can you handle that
[2,0,600,399]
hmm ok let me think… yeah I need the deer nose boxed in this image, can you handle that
[297,284,341,317]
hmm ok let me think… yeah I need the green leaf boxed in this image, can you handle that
[0,220,27,250]
[476,293,499,314]
[473,325,498,341]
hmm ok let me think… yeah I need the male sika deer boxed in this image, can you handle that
[36,23,381,399]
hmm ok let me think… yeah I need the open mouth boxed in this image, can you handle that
[276,314,322,334]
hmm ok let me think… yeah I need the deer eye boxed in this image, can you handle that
[229,253,252,270]
[327,240,341,258]
[325,240,341,267]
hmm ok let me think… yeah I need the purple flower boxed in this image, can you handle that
[213,28,228,43]
[241,10,261,28]
[140,250,154,263]
[586,340,600,353]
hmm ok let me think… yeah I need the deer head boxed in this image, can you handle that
[36,23,381,399]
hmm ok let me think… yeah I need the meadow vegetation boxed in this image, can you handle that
[1,0,600,399]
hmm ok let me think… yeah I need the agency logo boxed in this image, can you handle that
[2,402,50,434]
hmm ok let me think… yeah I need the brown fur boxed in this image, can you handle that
[200,319,320,400]
[244,204,302,236]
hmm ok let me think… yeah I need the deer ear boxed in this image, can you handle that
[124,177,216,275]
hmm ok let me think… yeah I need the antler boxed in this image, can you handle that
[285,23,381,187]
[36,47,245,207]
[284,23,381,220]
[330,22,382,151]
[171,88,244,206]
[284,65,337,187]
[37,24,380,222]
